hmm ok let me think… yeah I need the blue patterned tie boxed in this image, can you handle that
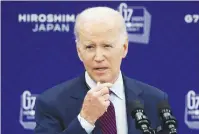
[99,100,117,134]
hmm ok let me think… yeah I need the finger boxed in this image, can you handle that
[90,82,101,91]
[103,100,110,108]
[98,92,110,101]
[99,83,113,89]
[96,87,109,96]
[103,94,110,101]
[94,82,113,92]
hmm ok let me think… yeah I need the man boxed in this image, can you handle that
[34,7,169,134]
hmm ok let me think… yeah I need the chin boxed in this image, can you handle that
[93,75,113,83]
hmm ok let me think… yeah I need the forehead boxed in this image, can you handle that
[78,21,121,44]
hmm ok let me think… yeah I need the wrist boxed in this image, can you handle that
[80,111,96,125]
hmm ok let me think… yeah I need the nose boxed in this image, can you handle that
[94,47,105,62]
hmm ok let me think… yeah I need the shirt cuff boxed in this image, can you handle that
[77,114,95,134]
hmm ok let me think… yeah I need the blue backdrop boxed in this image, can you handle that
[2,1,199,134]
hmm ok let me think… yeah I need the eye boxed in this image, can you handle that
[86,45,94,49]
[104,44,112,48]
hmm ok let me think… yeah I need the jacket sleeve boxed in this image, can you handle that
[34,96,88,134]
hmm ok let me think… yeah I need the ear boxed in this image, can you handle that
[122,39,128,58]
[76,41,83,62]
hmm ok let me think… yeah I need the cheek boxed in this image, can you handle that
[111,52,123,67]
[82,55,93,68]
[109,56,121,68]
[112,50,123,60]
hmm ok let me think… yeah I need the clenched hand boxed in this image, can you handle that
[80,82,113,125]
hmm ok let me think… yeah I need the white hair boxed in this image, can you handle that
[74,6,128,45]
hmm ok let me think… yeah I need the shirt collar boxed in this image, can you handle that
[85,71,125,100]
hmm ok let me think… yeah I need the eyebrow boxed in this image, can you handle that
[85,43,113,47]
[81,39,115,46]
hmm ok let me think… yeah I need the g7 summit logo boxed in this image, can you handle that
[185,90,199,129]
[118,3,151,44]
[19,90,37,130]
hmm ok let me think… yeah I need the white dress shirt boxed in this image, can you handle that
[77,71,128,134]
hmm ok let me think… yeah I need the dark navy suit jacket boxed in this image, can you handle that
[34,73,169,134]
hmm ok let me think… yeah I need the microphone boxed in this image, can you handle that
[157,101,177,134]
[130,100,155,134]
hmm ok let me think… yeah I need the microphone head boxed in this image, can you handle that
[157,100,172,118]
[157,100,170,109]
[129,100,152,130]
[157,100,178,132]
[129,100,144,118]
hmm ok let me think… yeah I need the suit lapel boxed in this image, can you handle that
[69,73,89,100]
[123,75,144,134]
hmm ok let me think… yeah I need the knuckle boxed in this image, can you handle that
[104,87,108,91]
[105,87,109,91]
[102,87,108,92]
[88,91,96,98]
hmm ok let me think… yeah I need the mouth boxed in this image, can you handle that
[93,67,108,72]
